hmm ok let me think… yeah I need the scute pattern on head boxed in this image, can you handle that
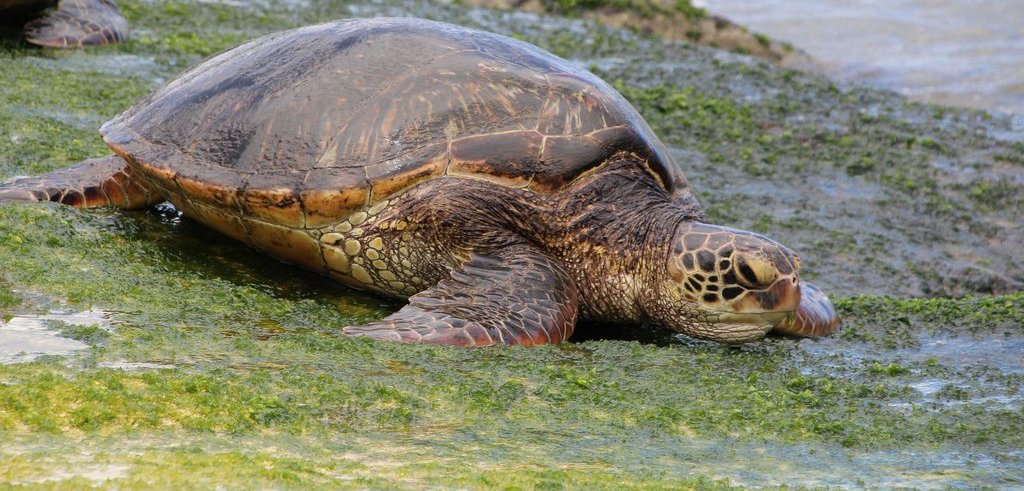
[99,17,694,238]
[668,224,801,315]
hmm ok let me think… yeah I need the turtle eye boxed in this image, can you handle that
[735,255,777,289]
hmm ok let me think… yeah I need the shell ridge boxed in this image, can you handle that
[535,73,556,132]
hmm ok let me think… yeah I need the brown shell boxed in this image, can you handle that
[100,18,692,229]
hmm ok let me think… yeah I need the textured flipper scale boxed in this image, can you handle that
[344,246,579,346]
[24,0,127,48]
[0,155,160,209]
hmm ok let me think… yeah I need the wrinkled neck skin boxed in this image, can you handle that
[533,159,692,325]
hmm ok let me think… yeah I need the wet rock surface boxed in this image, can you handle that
[466,0,805,64]
[0,0,1022,489]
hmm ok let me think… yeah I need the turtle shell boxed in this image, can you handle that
[101,18,693,262]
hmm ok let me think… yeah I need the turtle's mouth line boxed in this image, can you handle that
[710,309,794,329]
[705,307,797,316]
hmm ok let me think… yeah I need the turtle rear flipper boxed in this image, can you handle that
[0,155,161,209]
[344,246,579,346]
[24,0,126,48]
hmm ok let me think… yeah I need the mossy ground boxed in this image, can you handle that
[0,0,1022,488]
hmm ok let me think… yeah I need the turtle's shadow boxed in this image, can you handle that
[0,17,87,58]
[0,22,27,51]
[570,322,682,346]
[571,321,803,347]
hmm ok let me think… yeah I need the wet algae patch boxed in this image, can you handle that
[1,203,1017,449]
[1,203,1022,487]
[1,0,1023,489]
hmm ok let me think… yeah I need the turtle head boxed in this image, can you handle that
[648,222,839,343]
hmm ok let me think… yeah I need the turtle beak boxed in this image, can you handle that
[730,276,801,314]
[773,282,841,337]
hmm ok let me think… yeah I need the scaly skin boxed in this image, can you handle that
[0,155,160,209]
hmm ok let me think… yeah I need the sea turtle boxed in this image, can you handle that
[0,18,840,346]
[0,0,126,48]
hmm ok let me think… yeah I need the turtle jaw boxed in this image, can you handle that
[729,276,802,315]
[772,282,842,337]
[701,310,789,343]
[691,277,800,343]
[646,294,790,343]
[655,275,805,343]
[693,280,841,342]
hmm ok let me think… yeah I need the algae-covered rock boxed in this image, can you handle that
[467,0,804,64]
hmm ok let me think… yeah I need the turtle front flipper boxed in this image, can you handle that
[773,282,841,338]
[344,246,579,347]
[0,155,161,209]
[24,0,127,48]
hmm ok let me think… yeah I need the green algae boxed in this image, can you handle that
[0,0,1022,488]
[611,77,1022,223]
[838,292,1024,335]
[1,200,1021,450]
[0,197,1020,479]
[0,269,18,308]
[0,435,745,490]
[0,61,153,178]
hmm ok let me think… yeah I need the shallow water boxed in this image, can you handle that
[0,307,109,364]
[703,0,1024,118]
